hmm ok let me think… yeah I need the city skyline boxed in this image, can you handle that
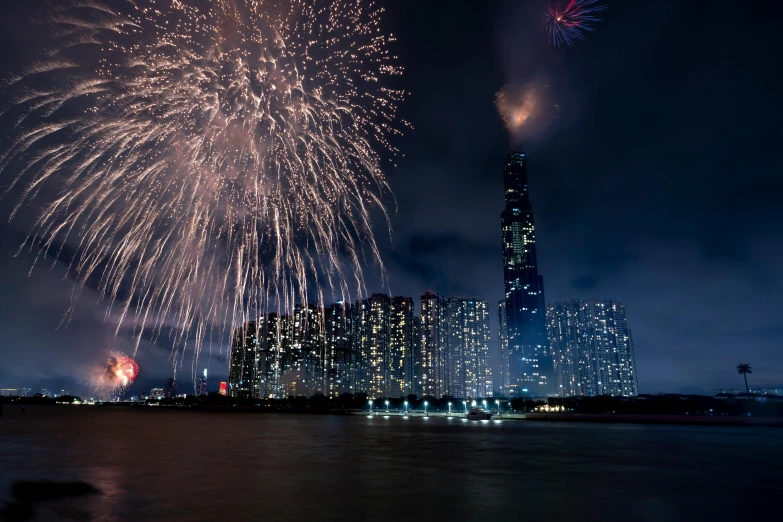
[227,291,499,400]
[0,0,780,396]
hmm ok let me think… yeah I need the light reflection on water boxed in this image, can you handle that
[1,406,781,522]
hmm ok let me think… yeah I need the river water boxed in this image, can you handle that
[0,406,780,521]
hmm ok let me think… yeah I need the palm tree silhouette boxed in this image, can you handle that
[736,364,752,396]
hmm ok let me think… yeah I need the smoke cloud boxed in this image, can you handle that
[495,81,558,146]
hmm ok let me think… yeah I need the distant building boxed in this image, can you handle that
[164,378,177,399]
[0,388,18,396]
[501,151,551,397]
[18,388,31,398]
[714,388,783,396]
[196,369,208,396]
[150,387,164,399]
[228,322,261,399]
[39,389,50,398]
[219,382,227,396]
[547,300,638,397]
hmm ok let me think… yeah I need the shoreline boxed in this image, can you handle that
[525,412,783,427]
[5,403,783,427]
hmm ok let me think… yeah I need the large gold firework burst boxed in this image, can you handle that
[0,0,406,373]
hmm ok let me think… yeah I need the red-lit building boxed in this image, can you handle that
[219,381,228,396]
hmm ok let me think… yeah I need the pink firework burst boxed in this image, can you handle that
[547,0,608,47]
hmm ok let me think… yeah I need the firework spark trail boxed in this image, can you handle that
[1,0,406,377]
[546,0,608,46]
[89,352,140,398]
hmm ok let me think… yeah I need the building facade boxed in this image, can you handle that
[500,151,551,396]
[497,300,511,396]
[419,291,448,398]
[447,298,492,399]
[389,296,415,398]
[257,312,292,398]
[359,294,391,397]
[546,300,638,397]
[411,316,421,396]
[228,323,261,399]
[325,301,359,397]
[293,304,326,397]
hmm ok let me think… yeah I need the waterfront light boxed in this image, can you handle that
[464,400,468,413]
[424,400,428,416]
[368,399,373,414]
[404,400,408,413]
[385,400,389,413]
[482,400,487,410]
[448,402,452,415]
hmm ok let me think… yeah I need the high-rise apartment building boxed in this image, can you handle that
[292,304,326,397]
[498,301,511,396]
[389,296,414,398]
[547,300,637,397]
[258,312,292,398]
[228,323,261,399]
[325,301,360,397]
[359,294,391,397]
[411,316,421,396]
[501,151,551,396]
[447,298,492,399]
[419,291,448,397]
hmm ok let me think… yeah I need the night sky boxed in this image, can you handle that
[0,0,780,395]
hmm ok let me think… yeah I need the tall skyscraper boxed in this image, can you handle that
[501,151,551,396]
[228,323,261,399]
[447,298,492,399]
[497,301,511,396]
[547,300,638,397]
[419,291,448,397]
[389,296,414,398]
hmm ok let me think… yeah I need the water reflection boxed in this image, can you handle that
[0,407,780,522]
